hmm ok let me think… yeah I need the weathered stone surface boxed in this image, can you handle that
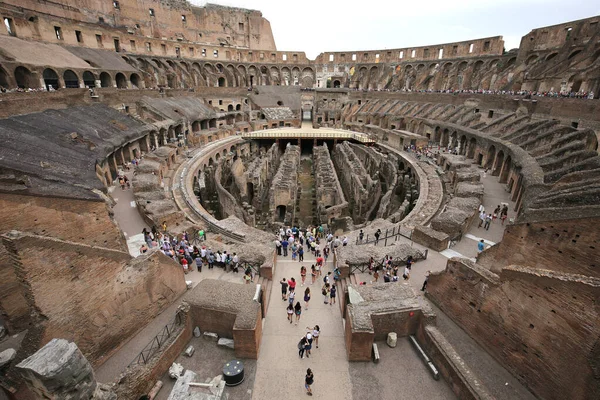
[16,339,100,399]
[387,332,398,348]
[455,182,484,200]
[0,348,16,368]
[203,332,219,341]
[217,338,235,349]
[184,346,195,357]
[169,362,184,379]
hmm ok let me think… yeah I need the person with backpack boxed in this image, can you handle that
[305,368,314,396]
[298,336,308,358]
[330,284,337,305]
[322,283,330,304]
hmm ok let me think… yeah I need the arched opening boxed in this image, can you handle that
[500,155,512,184]
[63,70,79,88]
[467,137,477,159]
[568,50,582,60]
[0,65,9,89]
[525,55,538,65]
[43,68,59,90]
[14,66,33,89]
[218,77,226,87]
[235,104,241,111]
[441,128,450,147]
[130,73,141,88]
[192,121,200,132]
[82,71,96,88]
[115,73,127,88]
[459,135,467,156]
[209,119,217,128]
[486,145,496,169]
[333,79,341,88]
[433,126,441,143]
[100,72,112,88]
[276,205,286,222]
[247,182,254,204]
[545,53,558,61]
[227,104,234,112]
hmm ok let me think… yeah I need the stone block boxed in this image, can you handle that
[412,225,450,252]
[387,332,398,348]
[16,339,98,399]
[0,348,16,368]
[193,327,201,337]
[217,338,235,349]
[184,346,195,357]
[203,332,219,341]
[168,362,184,379]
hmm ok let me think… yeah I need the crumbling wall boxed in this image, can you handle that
[245,143,281,209]
[214,161,247,222]
[332,141,380,223]
[269,144,300,225]
[313,144,348,223]
[427,258,600,400]
[1,231,186,367]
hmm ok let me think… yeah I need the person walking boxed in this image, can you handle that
[421,271,431,292]
[300,266,307,286]
[282,238,289,257]
[305,368,314,396]
[287,303,294,324]
[304,287,311,310]
[484,213,492,230]
[305,330,313,357]
[298,336,308,358]
[288,277,297,293]
[374,229,381,245]
[281,278,288,301]
[477,239,485,254]
[294,301,302,325]
[298,245,304,262]
[310,325,320,348]
[330,284,337,305]
[322,283,330,304]
[311,265,317,285]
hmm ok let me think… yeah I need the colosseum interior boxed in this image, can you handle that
[0,1,599,400]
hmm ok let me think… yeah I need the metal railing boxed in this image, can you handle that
[355,225,413,246]
[128,311,184,367]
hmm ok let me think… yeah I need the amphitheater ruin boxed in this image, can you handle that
[0,1,599,399]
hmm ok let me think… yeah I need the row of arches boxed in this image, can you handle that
[0,64,142,90]
[121,56,317,89]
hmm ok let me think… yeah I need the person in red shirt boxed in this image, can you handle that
[288,277,296,293]
[316,256,324,267]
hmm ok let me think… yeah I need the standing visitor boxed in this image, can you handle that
[305,368,314,396]
[298,336,308,358]
[300,266,307,286]
[304,287,311,310]
[310,325,320,348]
[311,265,317,285]
[421,271,431,292]
[322,283,330,304]
[298,245,304,262]
[477,239,485,254]
[294,301,303,325]
[374,229,381,245]
[330,284,337,305]
[281,278,288,301]
[287,303,294,324]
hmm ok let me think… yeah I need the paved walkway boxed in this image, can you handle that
[252,250,352,400]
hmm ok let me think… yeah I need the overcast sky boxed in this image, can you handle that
[191,0,599,59]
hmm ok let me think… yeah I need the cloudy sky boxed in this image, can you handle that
[191,0,599,59]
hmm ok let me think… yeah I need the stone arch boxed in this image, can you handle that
[441,128,450,147]
[459,135,467,155]
[218,77,226,87]
[281,66,291,85]
[43,68,59,90]
[63,70,80,88]
[440,62,453,90]
[291,67,300,86]
[456,61,469,89]
[130,73,141,88]
[228,104,234,112]
[235,104,241,111]
[301,67,315,88]
[259,65,270,85]
[568,49,582,60]
[99,72,112,88]
[82,71,96,88]
[500,154,512,183]
[450,131,458,149]
[226,64,237,87]
[368,65,379,90]
[525,54,539,65]
[0,65,9,88]
[237,64,248,86]
[433,126,441,143]
[486,145,496,169]
[14,66,34,89]
[467,137,477,159]
[115,72,127,88]
[333,79,341,88]
[248,64,259,86]
[270,66,281,85]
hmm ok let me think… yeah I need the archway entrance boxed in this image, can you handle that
[63,70,79,88]
[43,68,59,90]
[276,205,286,222]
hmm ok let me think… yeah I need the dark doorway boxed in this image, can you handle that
[43,68,59,90]
[276,205,286,222]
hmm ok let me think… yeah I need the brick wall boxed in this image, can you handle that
[233,307,262,359]
[427,259,600,400]
[479,217,600,276]
[2,232,186,367]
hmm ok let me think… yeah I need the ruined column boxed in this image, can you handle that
[17,338,116,400]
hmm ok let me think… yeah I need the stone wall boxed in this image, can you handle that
[245,143,280,209]
[313,144,348,223]
[1,231,186,367]
[332,141,379,224]
[427,258,600,400]
[269,144,300,225]
[479,217,600,277]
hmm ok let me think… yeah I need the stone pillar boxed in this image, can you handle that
[17,339,116,400]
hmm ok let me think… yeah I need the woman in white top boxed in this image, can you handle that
[308,325,320,348]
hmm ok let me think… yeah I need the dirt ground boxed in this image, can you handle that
[155,336,257,400]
